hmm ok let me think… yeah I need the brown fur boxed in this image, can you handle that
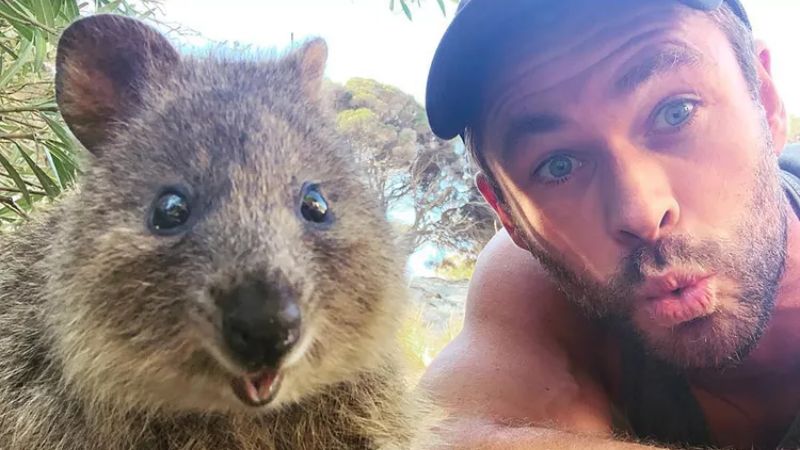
[0,14,436,450]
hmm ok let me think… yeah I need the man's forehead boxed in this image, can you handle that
[493,42,708,163]
[480,4,719,120]
[487,0,702,71]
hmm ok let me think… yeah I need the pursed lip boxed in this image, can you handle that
[636,271,717,327]
[640,272,714,300]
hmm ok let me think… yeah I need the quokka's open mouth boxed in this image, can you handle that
[230,370,282,407]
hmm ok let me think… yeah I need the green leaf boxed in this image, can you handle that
[436,0,447,15]
[0,1,56,37]
[0,147,31,205]
[0,196,26,218]
[0,3,35,41]
[41,114,76,149]
[39,138,63,188]
[29,0,56,28]
[46,149,66,188]
[60,0,80,20]
[43,138,79,168]
[97,0,123,13]
[0,41,19,59]
[0,36,34,90]
[389,0,395,10]
[14,142,60,198]
[132,3,159,20]
[32,29,47,72]
[53,0,64,18]
[400,0,412,20]
[13,193,38,212]
[0,0,37,22]
[30,98,58,110]
[42,140,78,188]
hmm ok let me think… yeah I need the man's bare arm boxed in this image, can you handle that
[434,417,668,450]
[419,230,666,449]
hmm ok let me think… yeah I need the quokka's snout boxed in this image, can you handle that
[207,271,304,407]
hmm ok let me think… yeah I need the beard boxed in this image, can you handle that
[510,141,789,371]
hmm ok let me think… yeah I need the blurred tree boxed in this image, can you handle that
[330,77,499,256]
[434,253,477,280]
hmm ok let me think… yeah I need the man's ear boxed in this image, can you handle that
[753,40,788,154]
[475,172,529,250]
[55,14,179,153]
[294,38,328,102]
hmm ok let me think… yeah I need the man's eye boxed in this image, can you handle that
[653,98,698,131]
[532,155,582,185]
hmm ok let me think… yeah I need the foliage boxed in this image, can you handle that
[434,253,476,281]
[398,305,463,383]
[0,0,182,224]
[790,114,800,144]
[388,0,454,21]
[331,77,499,256]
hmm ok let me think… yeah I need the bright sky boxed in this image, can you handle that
[159,0,799,113]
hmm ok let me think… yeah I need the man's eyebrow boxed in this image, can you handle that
[614,44,704,95]
[501,114,565,161]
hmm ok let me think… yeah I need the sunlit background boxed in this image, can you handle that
[155,0,800,277]
[157,0,800,116]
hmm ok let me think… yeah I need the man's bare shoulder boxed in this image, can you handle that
[420,229,613,434]
[463,229,577,335]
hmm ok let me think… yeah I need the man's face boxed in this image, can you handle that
[477,0,789,370]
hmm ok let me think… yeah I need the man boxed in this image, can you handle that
[421,0,800,449]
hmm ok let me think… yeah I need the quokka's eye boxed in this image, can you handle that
[149,189,191,235]
[300,183,330,224]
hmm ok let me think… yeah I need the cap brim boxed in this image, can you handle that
[426,0,541,141]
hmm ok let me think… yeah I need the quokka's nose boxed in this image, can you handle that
[215,275,302,370]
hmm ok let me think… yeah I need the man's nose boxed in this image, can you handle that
[604,153,680,248]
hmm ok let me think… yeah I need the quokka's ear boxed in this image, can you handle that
[294,38,328,102]
[55,14,179,153]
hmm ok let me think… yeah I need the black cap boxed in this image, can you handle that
[425,0,752,141]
